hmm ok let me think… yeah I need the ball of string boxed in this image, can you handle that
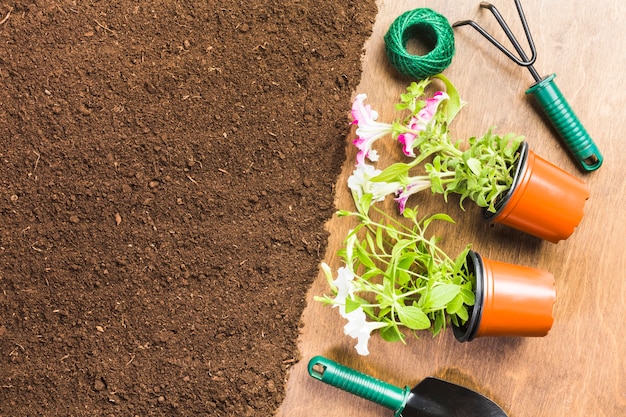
[384,8,455,79]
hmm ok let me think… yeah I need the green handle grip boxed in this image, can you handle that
[526,74,603,171]
[308,356,409,416]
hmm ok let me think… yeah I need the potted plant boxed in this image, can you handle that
[453,250,555,342]
[350,74,589,243]
[317,177,556,355]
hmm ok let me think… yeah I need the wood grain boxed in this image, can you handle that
[278,1,626,416]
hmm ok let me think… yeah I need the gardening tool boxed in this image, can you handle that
[453,0,603,171]
[308,356,508,417]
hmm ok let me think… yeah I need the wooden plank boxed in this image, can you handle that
[278,1,626,416]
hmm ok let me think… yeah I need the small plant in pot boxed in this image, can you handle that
[317,168,556,355]
[351,74,590,243]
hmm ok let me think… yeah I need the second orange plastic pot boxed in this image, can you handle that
[483,142,590,243]
[453,251,556,342]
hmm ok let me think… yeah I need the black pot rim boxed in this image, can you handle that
[452,250,484,342]
[482,141,529,221]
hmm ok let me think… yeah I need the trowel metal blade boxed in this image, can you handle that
[402,377,508,417]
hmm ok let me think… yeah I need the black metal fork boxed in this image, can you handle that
[454,0,602,171]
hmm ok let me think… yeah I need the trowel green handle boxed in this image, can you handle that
[526,74,603,171]
[308,356,409,416]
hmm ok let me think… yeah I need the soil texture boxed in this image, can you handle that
[0,1,376,415]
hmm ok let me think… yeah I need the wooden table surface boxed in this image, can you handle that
[278,1,626,416]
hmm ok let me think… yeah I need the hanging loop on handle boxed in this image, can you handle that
[308,356,409,416]
[526,75,603,170]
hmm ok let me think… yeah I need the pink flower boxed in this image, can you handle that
[398,91,449,157]
[394,177,432,214]
[351,94,393,166]
[398,131,418,157]
[421,91,448,121]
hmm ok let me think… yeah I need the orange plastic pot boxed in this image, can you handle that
[453,251,556,342]
[483,142,590,243]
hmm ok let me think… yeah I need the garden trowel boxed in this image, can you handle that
[308,356,508,417]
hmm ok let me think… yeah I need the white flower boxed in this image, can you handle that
[343,307,387,356]
[332,266,356,317]
[348,164,401,206]
[322,263,386,355]
[348,164,380,201]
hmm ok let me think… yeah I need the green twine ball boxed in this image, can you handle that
[384,8,455,79]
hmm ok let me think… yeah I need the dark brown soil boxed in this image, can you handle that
[0,1,376,415]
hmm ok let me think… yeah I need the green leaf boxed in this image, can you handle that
[371,162,412,183]
[432,311,445,336]
[423,212,455,230]
[380,324,405,343]
[375,225,385,252]
[391,239,415,259]
[460,287,476,306]
[397,252,418,270]
[422,284,461,310]
[365,232,377,255]
[361,268,383,282]
[445,293,464,315]
[385,223,399,241]
[396,269,410,286]
[430,174,444,194]
[396,305,431,330]
[466,158,482,176]
[357,192,373,214]
[402,207,416,220]
[354,241,376,269]
[345,297,362,314]
[382,277,397,301]
[453,246,470,275]
[455,305,469,322]
[433,74,464,122]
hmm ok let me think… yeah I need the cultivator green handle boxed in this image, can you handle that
[526,74,603,171]
[308,356,409,416]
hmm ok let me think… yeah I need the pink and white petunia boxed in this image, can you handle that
[394,177,432,214]
[398,91,449,157]
[351,94,393,166]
